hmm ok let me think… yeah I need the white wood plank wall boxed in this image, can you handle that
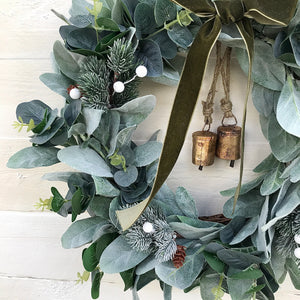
[0,1,298,299]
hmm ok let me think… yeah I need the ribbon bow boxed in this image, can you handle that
[117,0,298,230]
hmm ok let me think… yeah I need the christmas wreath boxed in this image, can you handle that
[7,0,300,299]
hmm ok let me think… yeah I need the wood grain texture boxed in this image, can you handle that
[1,0,297,299]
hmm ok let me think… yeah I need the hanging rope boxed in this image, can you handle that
[220,47,238,126]
[201,41,223,131]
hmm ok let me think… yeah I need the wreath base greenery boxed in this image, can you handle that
[7,0,300,299]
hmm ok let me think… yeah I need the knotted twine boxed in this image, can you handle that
[202,41,237,130]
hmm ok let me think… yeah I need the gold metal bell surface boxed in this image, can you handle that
[216,125,241,167]
[192,131,217,170]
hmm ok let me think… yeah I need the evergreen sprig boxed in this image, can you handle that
[78,39,139,109]
[124,206,177,262]
[107,38,135,74]
[274,206,300,262]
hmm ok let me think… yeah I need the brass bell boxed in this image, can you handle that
[216,125,241,167]
[192,131,217,170]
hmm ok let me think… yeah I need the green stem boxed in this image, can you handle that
[252,280,257,300]
[146,19,178,40]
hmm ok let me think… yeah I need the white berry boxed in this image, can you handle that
[294,247,300,259]
[69,87,81,99]
[136,65,147,78]
[113,81,125,93]
[143,222,154,233]
[294,234,300,244]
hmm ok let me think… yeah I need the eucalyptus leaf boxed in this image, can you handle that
[134,141,162,167]
[69,0,92,17]
[155,248,204,290]
[83,107,104,136]
[40,73,74,98]
[16,100,51,125]
[30,118,64,145]
[96,17,120,31]
[276,76,300,137]
[150,31,177,59]
[100,236,149,273]
[67,27,98,50]
[114,165,138,187]
[154,0,176,26]
[167,24,193,49]
[290,24,300,66]
[69,14,94,28]
[57,146,113,177]
[92,176,120,197]
[61,216,108,248]
[53,40,81,81]
[7,146,59,169]
[235,40,285,91]
[134,3,157,39]
[135,40,163,77]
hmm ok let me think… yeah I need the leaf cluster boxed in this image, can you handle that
[6,0,300,299]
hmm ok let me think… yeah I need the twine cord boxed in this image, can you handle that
[220,47,237,126]
[202,41,223,131]
[202,42,237,130]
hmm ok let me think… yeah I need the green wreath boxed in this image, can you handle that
[7,0,300,299]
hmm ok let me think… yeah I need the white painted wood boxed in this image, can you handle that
[0,0,298,299]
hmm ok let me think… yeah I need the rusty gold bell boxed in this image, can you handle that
[192,131,217,170]
[216,125,241,167]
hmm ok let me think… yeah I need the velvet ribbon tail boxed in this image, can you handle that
[116,17,222,230]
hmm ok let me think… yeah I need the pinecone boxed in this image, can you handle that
[172,245,187,269]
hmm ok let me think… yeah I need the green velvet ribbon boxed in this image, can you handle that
[117,0,297,231]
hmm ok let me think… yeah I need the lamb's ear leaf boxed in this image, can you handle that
[7,147,60,169]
